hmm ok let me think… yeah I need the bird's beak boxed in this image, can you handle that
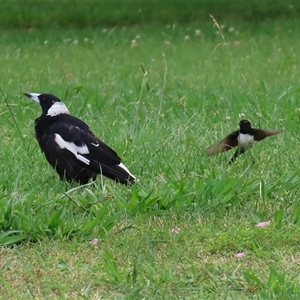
[23,92,41,103]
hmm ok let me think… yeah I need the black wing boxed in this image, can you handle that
[49,115,135,184]
[206,130,239,156]
[252,128,282,142]
[51,114,121,163]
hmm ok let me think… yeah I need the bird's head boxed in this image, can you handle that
[23,93,70,116]
[238,119,252,133]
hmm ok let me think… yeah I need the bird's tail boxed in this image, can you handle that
[89,160,137,185]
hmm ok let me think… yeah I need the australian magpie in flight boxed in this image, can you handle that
[206,119,282,164]
[24,93,137,185]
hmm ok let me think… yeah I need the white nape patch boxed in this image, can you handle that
[238,133,254,150]
[55,133,90,165]
[47,102,70,117]
[91,142,99,147]
[118,162,136,180]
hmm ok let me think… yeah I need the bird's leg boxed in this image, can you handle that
[228,148,245,165]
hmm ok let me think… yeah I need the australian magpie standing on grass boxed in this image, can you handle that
[23,92,137,185]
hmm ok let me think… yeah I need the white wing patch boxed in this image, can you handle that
[238,133,254,150]
[55,133,90,165]
[47,102,70,116]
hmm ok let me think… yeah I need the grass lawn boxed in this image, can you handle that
[1,19,300,299]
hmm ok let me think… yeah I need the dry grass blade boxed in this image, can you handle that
[140,64,150,91]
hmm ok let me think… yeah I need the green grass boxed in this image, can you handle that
[0,1,299,28]
[1,19,300,298]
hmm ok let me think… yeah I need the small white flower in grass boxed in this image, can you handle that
[184,35,190,41]
[220,24,226,30]
[44,40,48,45]
[279,118,284,122]
[195,29,202,36]
[131,39,138,47]
[164,40,170,45]
[170,227,180,233]
[236,252,245,258]
[83,37,89,43]
[239,113,245,118]
[73,40,78,45]
[89,238,99,245]
[102,28,108,33]
[228,27,235,33]
[256,221,270,227]
[135,35,141,39]
[226,116,231,120]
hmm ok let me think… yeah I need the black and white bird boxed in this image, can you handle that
[24,92,137,185]
[206,119,282,164]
